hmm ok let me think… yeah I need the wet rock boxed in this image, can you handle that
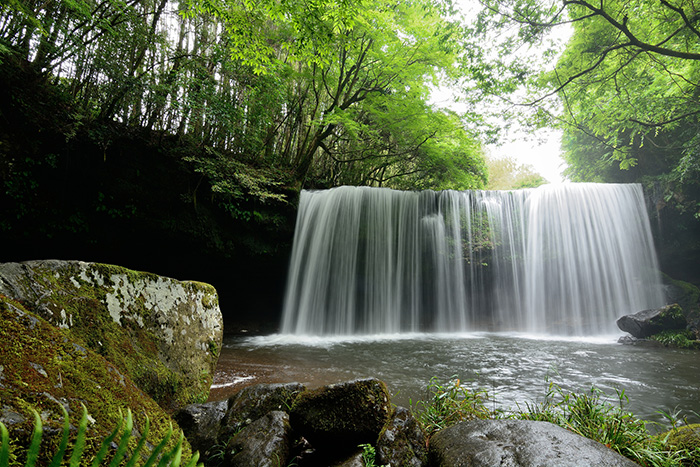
[290,378,392,455]
[617,335,663,347]
[330,449,365,467]
[223,382,306,438]
[376,406,427,467]
[0,259,223,410]
[0,296,194,462]
[428,419,639,467]
[225,411,292,467]
[617,304,687,338]
[174,399,228,457]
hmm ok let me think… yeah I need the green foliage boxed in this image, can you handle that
[358,443,387,467]
[651,330,700,349]
[514,382,698,466]
[486,155,548,190]
[0,406,202,467]
[1,0,489,194]
[411,376,492,437]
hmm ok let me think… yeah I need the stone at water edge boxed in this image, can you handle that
[290,378,392,452]
[222,382,306,437]
[429,419,640,467]
[376,406,428,467]
[225,411,292,466]
[616,303,687,338]
[173,399,229,457]
[0,259,223,411]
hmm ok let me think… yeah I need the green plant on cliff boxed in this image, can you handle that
[0,406,202,467]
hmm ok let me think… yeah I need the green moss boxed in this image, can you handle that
[658,424,700,451]
[3,261,222,411]
[650,330,700,349]
[0,296,193,465]
[290,379,392,445]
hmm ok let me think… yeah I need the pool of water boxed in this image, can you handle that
[208,332,700,430]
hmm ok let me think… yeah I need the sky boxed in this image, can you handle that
[444,1,573,186]
[485,128,567,184]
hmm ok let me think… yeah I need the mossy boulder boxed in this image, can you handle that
[616,304,687,338]
[658,424,700,451]
[289,379,392,454]
[377,406,428,467]
[0,260,223,410]
[224,411,293,466]
[0,295,194,464]
[223,382,306,437]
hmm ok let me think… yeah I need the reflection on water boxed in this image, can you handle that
[208,333,700,429]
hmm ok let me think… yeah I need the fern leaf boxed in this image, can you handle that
[68,405,89,467]
[90,410,123,467]
[24,410,42,467]
[48,405,70,467]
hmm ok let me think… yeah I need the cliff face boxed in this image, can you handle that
[0,59,297,331]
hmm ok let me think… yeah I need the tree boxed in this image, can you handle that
[461,0,699,207]
[486,155,547,190]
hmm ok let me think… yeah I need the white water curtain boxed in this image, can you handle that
[281,184,665,336]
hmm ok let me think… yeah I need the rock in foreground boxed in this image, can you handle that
[429,419,639,467]
[0,296,194,464]
[0,259,223,410]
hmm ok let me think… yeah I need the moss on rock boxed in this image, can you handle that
[0,260,224,411]
[289,378,392,452]
[0,295,194,465]
[658,424,700,452]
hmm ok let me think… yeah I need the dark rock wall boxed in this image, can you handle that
[0,63,297,332]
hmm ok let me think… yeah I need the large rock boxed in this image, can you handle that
[0,259,223,410]
[174,399,229,457]
[225,411,292,466]
[376,406,427,467]
[617,304,687,338]
[428,419,639,467]
[290,379,392,453]
[0,296,194,464]
[223,382,306,436]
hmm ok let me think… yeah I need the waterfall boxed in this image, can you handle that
[280,184,666,336]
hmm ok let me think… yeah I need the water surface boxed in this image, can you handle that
[209,332,700,430]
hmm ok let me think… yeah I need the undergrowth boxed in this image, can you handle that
[0,405,202,467]
[412,376,700,467]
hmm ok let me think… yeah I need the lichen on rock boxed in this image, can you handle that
[0,295,194,465]
[0,259,224,411]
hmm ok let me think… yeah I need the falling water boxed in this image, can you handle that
[281,184,666,336]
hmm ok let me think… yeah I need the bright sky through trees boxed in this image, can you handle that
[429,0,573,185]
